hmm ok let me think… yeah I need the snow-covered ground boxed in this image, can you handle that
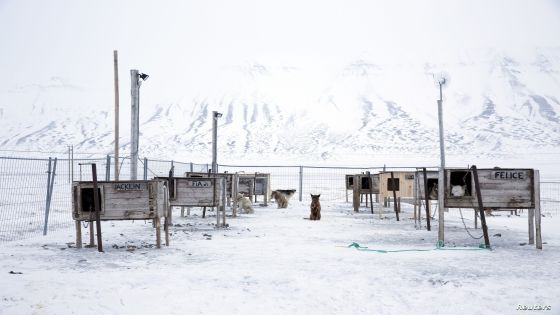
[1,200,558,315]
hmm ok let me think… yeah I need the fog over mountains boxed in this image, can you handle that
[1,1,559,172]
[2,49,560,164]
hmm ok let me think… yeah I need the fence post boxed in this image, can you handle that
[106,155,111,181]
[43,158,57,235]
[43,158,52,235]
[190,162,193,172]
[299,166,303,202]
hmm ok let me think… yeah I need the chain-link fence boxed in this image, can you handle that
[1,155,560,243]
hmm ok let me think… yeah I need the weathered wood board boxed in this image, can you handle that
[72,180,168,221]
[346,174,380,194]
[238,175,256,197]
[444,168,535,209]
[378,171,415,201]
[171,177,224,207]
[185,172,236,198]
[254,174,271,196]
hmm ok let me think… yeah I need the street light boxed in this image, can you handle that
[212,111,222,174]
[434,72,449,244]
[130,69,149,180]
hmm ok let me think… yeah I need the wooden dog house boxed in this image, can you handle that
[378,171,416,202]
[444,168,535,209]
[72,179,169,248]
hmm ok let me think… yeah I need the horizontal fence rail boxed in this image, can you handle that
[1,155,559,243]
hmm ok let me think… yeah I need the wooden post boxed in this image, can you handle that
[114,50,120,181]
[368,172,374,215]
[535,170,542,249]
[89,223,95,247]
[390,172,399,221]
[92,164,103,252]
[164,215,169,247]
[475,210,478,229]
[471,165,490,248]
[155,217,161,249]
[167,167,174,225]
[352,175,360,212]
[75,221,82,249]
[422,168,431,231]
[233,174,239,217]
[221,177,226,227]
[528,208,535,245]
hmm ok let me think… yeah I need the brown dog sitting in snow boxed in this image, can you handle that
[309,194,321,220]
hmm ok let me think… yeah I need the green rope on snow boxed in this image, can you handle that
[345,241,490,253]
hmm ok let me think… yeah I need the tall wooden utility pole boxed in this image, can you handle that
[113,50,120,181]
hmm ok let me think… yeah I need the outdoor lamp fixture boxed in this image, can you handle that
[139,73,149,81]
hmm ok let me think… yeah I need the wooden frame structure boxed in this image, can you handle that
[72,179,169,248]
[444,167,542,249]
[348,173,380,212]
[169,176,228,226]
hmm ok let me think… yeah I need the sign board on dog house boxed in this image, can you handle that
[170,177,225,207]
[185,172,237,198]
[444,168,535,209]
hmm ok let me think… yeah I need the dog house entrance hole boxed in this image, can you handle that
[361,176,370,190]
[449,171,472,196]
[387,178,400,191]
[347,176,354,187]
[80,187,103,212]
[426,178,438,190]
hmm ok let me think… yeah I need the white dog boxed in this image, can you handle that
[236,193,254,214]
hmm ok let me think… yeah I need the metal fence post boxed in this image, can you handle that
[106,155,111,181]
[190,162,193,172]
[299,166,303,202]
[43,158,57,235]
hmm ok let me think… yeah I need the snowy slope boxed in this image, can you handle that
[1,50,560,167]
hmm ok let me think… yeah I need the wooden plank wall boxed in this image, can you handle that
[172,177,223,207]
[444,168,535,209]
[73,180,166,220]
[378,172,415,201]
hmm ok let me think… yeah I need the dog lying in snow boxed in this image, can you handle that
[271,189,296,208]
[236,193,254,214]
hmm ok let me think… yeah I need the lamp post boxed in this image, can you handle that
[130,69,149,180]
[435,74,448,244]
[211,111,222,174]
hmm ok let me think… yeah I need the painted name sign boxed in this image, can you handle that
[188,180,212,188]
[114,183,145,191]
[491,171,527,180]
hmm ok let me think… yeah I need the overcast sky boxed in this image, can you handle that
[1,0,559,108]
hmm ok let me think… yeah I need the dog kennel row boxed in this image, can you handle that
[71,171,272,249]
[346,167,537,209]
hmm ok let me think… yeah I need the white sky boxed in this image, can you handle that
[1,0,559,108]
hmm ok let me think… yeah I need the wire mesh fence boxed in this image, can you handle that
[1,155,560,243]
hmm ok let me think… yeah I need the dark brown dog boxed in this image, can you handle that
[309,194,321,220]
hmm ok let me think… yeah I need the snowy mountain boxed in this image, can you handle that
[1,49,560,166]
